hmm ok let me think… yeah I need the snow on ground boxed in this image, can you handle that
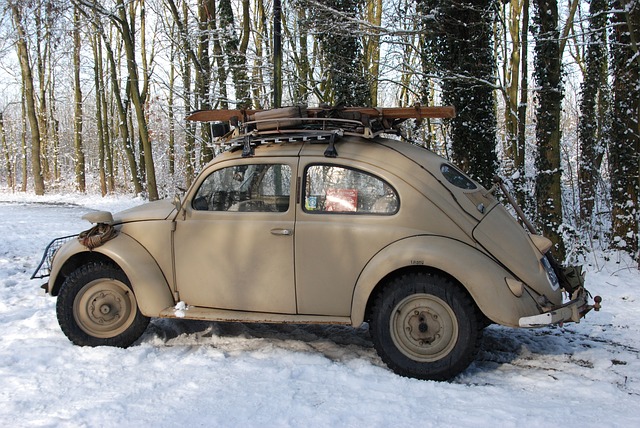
[1,192,639,427]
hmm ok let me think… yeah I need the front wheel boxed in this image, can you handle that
[56,262,150,347]
[370,272,482,381]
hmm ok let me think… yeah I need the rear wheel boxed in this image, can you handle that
[370,272,482,381]
[56,262,150,347]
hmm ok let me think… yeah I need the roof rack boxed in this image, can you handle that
[186,105,455,157]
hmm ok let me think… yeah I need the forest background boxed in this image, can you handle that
[0,0,638,264]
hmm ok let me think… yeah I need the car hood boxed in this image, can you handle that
[112,199,176,224]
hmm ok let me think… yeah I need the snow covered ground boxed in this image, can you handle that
[1,192,639,427]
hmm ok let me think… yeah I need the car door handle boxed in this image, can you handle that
[271,228,293,236]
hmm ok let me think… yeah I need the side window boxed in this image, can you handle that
[440,164,477,190]
[304,165,399,215]
[193,164,291,212]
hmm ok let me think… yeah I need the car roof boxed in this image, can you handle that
[209,134,443,171]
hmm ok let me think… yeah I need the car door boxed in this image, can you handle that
[295,161,403,316]
[173,159,297,314]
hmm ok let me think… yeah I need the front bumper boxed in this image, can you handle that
[518,287,600,327]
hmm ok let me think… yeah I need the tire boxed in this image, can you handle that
[370,272,482,381]
[56,262,150,347]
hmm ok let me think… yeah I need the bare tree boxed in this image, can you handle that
[0,111,14,189]
[81,4,143,195]
[9,1,45,195]
[77,0,158,199]
[73,5,86,192]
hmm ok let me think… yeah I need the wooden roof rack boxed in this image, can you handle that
[185,105,455,157]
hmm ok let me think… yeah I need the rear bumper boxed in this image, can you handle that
[518,287,598,327]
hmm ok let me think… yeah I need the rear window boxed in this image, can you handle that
[440,164,477,190]
[303,165,399,215]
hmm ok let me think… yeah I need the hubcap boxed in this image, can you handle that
[390,293,458,362]
[74,279,137,338]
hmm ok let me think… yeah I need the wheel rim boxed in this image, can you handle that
[73,279,138,339]
[390,293,458,362]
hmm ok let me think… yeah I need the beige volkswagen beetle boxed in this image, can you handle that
[34,106,599,381]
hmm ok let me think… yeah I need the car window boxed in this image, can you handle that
[440,163,477,190]
[193,164,291,212]
[303,165,399,214]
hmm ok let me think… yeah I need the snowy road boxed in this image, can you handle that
[1,195,639,427]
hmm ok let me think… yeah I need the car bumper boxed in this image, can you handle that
[31,235,78,280]
[518,287,600,327]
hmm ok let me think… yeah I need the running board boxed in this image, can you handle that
[159,305,352,325]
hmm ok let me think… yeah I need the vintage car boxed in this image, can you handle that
[33,106,599,381]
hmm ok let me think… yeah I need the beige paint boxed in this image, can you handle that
[47,134,575,328]
[173,157,298,314]
[349,235,543,328]
[47,234,174,317]
[472,204,562,304]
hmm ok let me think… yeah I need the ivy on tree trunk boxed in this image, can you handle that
[419,0,498,188]
[532,0,565,259]
[609,0,640,259]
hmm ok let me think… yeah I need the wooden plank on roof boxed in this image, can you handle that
[186,109,256,122]
[186,106,455,122]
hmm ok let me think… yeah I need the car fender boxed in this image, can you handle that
[48,233,175,317]
[350,235,540,328]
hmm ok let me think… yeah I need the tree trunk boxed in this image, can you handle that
[578,0,609,224]
[182,0,196,186]
[20,83,28,192]
[10,3,45,195]
[0,113,14,189]
[164,0,197,184]
[609,0,639,258]
[421,0,498,187]
[515,0,529,208]
[99,19,142,195]
[252,0,270,107]
[91,32,107,196]
[504,0,522,170]
[34,5,50,182]
[73,6,86,192]
[363,0,383,106]
[168,22,177,177]
[197,0,215,163]
[116,0,158,200]
[99,34,115,194]
[309,0,370,106]
[220,0,252,108]
[274,0,283,107]
[296,5,310,104]
[533,0,565,259]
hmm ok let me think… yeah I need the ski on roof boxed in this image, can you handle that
[185,105,456,124]
[185,105,456,156]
